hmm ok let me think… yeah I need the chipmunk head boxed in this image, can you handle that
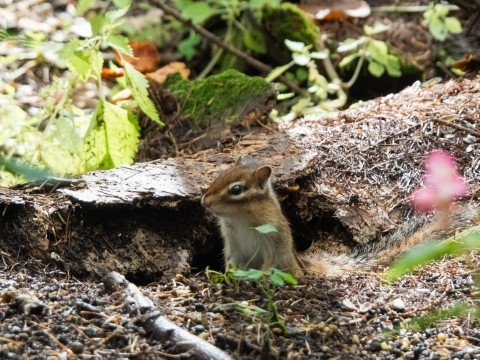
[202,156,273,218]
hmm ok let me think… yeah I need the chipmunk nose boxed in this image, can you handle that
[201,194,211,208]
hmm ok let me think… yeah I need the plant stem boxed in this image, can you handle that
[317,35,341,85]
[343,49,366,89]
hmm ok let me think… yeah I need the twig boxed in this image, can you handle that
[432,117,480,138]
[255,118,276,132]
[96,328,123,347]
[104,271,233,360]
[0,337,20,345]
[148,0,306,96]
[37,326,80,359]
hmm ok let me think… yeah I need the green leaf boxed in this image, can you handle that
[81,100,140,171]
[429,17,447,41]
[106,35,132,55]
[270,268,298,286]
[367,60,384,77]
[76,0,96,15]
[235,303,268,316]
[364,22,390,36]
[243,28,266,54]
[270,272,285,286]
[385,54,402,77]
[105,0,131,23]
[295,67,308,82]
[250,0,281,8]
[178,30,201,61]
[123,62,163,125]
[367,39,388,64]
[337,38,364,53]
[433,3,449,17]
[285,39,306,53]
[181,2,219,24]
[310,50,329,60]
[385,225,480,283]
[41,116,85,174]
[266,62,293,82]
[112,0,131,7]
[229,268,264,281]
[90,14,106,36]
[339,53,360,68]
[58,40,103,80]
[292,52,310,66]
[0,156,53,182]
[253,224,278,234]
[423,8,434,22]
[444,17,462,34]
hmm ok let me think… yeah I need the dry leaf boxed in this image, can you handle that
[101,67,125,79]
[452,54,480,73]
[115,40,161,73]
[111,88,133,103]
[146,62,190,84]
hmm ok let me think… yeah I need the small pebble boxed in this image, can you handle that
[187,311,203,323]
[352,334,360,345]
[342,299,358,311]
[380,341,389,351]
[411,334,421,344]
[9,326,22,334]
[70,341,84,354]
[358,303,372,314]
[191,325,205,333]
[368,340,381,352]
[390,298,406,311]
[400,337,410,351]
[198,332,209,340]
[3,353,21,360]
[437,333,446,342]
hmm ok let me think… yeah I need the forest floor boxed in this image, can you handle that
[1,255,480,359]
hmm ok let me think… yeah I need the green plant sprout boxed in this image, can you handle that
[422,2,462,41]
[214,266,298,334]
[268,21,402,121]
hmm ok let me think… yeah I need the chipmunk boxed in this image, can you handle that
[201,156,303,274]
[202,157,479,276]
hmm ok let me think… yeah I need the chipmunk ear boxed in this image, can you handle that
[235,155,246,166]
[254,166,272,189]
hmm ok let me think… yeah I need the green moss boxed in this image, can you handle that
[262,2,320,48]
[164,69,275,128]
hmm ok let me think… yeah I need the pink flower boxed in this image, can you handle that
[411,150,469,212]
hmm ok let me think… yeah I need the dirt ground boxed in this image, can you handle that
[1,255,479,359]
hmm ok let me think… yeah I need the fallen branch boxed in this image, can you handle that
[104,271,232,360]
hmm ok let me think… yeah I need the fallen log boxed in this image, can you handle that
[0,76,479,279]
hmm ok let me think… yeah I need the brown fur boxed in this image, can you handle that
[202,159,302,274]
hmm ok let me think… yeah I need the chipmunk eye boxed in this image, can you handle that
[229,184,243,195]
